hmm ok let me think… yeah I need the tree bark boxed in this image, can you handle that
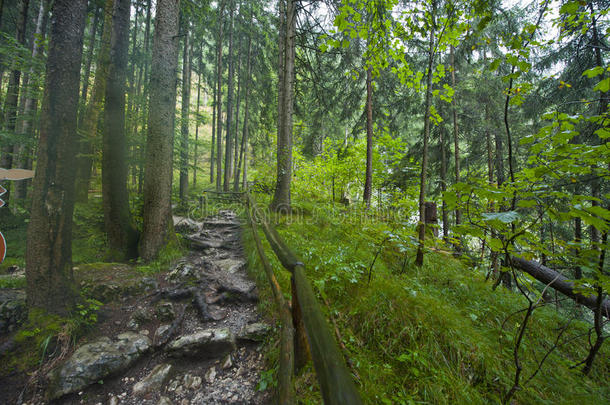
[179,15,190,203]
[450,45,461,226]
[235,32,252,192]
[25,0,88,316]
[223,2,235,191]
[440,125,448,241]
[194,45,201,187]
[363,67,373,209]
[270,0,296,212]
[75,0,114,203]
[215,0,225,190]
[415,1,436,267]
[232,36,242,182]
[102,0,139,261]
[139,0,180,261]
[210,84,216,184]
[511,257,610,318]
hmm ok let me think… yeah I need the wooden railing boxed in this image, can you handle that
[245,192,363,405]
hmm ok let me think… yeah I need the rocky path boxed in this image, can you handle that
[21,210,271,405]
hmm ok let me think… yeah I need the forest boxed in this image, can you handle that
[0,0,608,404]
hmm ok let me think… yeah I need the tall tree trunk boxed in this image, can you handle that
[363,67,373,209]
[137,0,153,194]
[13,0,50,206]
[127,1,139,188]
[139,0,180,261]
[75,0,114,203]
[79,3,101,121]
[210,84,216,184]
[235,33,252,191]
[194,46,201,187]
[270,0,296,212]
[223,3,235,191]
[102,0,139,261]
[25,0,87,316]
[415,0,436,267]
[0,0,30,207]
[179,15,190,203]
[450,45,461,227]
[232,38,242,181]
[215,0,225,190]
[440,124,448,242]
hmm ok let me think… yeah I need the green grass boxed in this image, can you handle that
[243,193,610,405]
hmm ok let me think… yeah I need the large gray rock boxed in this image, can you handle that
[133,363,173,395]
[166,328,235,358]
[47,332,151,399]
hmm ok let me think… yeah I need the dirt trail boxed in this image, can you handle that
[18,210,270,405]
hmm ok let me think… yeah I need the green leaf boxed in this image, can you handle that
[583,66,605,78]
[593,77,610,93]
[560,1,580,15]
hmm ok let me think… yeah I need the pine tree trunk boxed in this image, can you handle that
[194,46,201,187]
[79,4,101,121]
[13,0,50,206]
[440,125,448,242]
[363,67,373,209]
[75,0,114,203]
[450,45,461,227]
[415,1,436,267]
[210,84,216,184]
[179,16,190,203]
[140,0,180,261]
[102,0,139,261]
[270,0,295,212]
[215,0,225,190]
[235,33,252,192]
[223,3,235,191]
[233,40,242,181]
[25,0,87,316]
[137,0,152,194]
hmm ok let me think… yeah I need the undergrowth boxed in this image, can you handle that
[243,192,609,404]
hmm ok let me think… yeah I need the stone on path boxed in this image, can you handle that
[166,328,235,358]
[133,363,173,395]
[47,332,151,399]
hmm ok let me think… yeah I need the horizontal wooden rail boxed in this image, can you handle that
[247,192,363,405]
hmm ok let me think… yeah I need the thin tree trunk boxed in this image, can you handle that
[0,0,30,207]
[75,0,114,202]
[363,67,373,209]
[440,125,448,242]
[13,0,50,205]
[25,0,87,316]
[235,33,252,192]
[194,46,201,187]
[215,0,225,190]
[179,15,190,203]
[79,3,101,121]
[102,0,139,261]
[415,1,436,267]
[233,38,242,181]
[210,84,216,184]
[127,2,139,188]
[450,45,461,227]
[140,0,180,261]
[223,2,235,191]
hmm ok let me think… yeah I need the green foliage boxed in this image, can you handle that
[246,199,610,404]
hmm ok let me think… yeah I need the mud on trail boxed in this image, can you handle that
[5,210,272,405]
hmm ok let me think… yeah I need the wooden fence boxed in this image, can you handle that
[244,192,363,405]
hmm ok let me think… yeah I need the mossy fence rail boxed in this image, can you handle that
[201,189,363,405]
